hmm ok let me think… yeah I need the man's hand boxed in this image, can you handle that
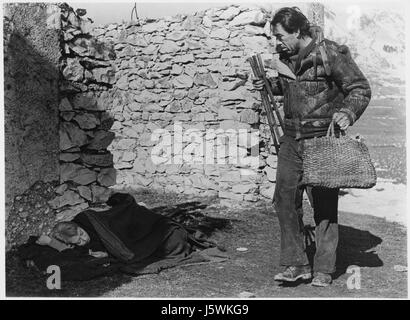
[252,77,265,91]
[332,112,351,131]
[36,234,52,246]
[89,250,109,258]
[252,71,277,91]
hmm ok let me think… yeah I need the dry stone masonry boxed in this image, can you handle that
[54,3,117,220]
[77,4,282,206]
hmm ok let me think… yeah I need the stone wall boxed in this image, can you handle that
[5,3,321,221]
[61,4,285,206]
[56,3,324,208]
[50,4,117,221]
[4,3,61,219]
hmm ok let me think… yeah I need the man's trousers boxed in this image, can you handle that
[273,135,339,274]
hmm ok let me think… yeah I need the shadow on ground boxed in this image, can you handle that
[335,226,383,278]
[275,224,383,288]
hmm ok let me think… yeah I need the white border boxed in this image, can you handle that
[1,0,409,301]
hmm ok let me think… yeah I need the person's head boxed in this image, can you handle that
[51,221,90,246]
[270,7,311,55]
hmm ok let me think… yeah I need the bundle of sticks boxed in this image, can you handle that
[247,54,284,155]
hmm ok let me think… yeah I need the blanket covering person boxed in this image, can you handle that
[17,193,228,281]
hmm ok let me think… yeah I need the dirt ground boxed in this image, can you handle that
[6,189,407,298]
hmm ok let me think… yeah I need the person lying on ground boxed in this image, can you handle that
[35,193,204,265]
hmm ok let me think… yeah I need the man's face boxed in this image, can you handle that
[272,23,300,55]
[68,227,90,246]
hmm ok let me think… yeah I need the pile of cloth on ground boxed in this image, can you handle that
[17,193,229,281]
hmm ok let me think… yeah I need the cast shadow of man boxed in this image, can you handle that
[305,224,383,280]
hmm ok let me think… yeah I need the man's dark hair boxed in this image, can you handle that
[271,7,311,38]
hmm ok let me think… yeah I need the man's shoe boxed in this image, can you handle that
[274,265,312,282]
[311,272,332,287]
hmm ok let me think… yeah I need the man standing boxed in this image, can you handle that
[253,7,371,286]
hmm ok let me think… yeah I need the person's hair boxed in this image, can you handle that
[51,221,79,243]
[271,7,311,38]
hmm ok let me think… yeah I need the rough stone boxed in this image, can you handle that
[61,112,75,122]
[171,64,184,75]
[60,163,97,185]
[122,151,137,162]
[121,127,138,138]
[97,168,117,186]
[260,184,275,199]
[229,10,266,26]
[48,190,84,209]
[126,34,148,46]
[134,91,159,103]
[70,93,98,111]
[240,36,269,50]
[244,25,266,35]
[185,39,202,50]
[204,38,226,49]
[142,20,170,33]
[60,152,80,162]
[77,186,93,201]
[73,113,100,130]
[220,79,247,91]
[63,58,83,82]
[240,109,259,124]
[229,37,243,46]
[219,87,249,102]
[194,73,218,88]
[210,28,231,40]
[166,30,188,41]
[133,174,153,187]
[175,53,195,64]
[116,138,137,150]
[159,40,181,54]
[60,122,88,150]
[92,67,116,84]
[86,130,115,150]
[91,184,113,203]
[264,166,276,182]
[173,74,194,88]
[232,183,258,194]
[219,191,244,201]
[81,153,113,167]
[142,44,158,55]
[266,155,278,169]
[116,75,129,90]
[218,7,241,20]
[218,106,239,121]
[55,184,68,195]
[59,98,73,111]
[165,101,182,113]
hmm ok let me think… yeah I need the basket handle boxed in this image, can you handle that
[326,120,335,137]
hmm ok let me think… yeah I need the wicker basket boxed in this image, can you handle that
[301,121,377,189]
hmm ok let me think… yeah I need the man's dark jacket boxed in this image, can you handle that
[270,37,371,139]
